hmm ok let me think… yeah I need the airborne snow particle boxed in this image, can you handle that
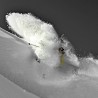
[6,12,98,78]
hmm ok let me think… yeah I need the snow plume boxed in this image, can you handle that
[6,13,98,78]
